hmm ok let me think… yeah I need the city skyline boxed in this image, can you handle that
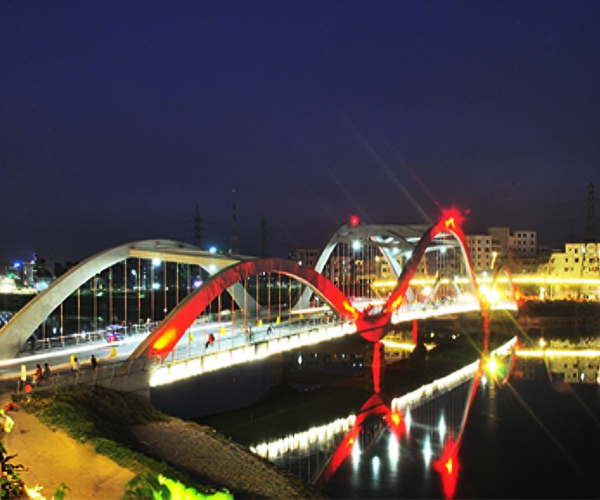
[1,1,599,262]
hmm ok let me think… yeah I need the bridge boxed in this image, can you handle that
[0,212,518,403]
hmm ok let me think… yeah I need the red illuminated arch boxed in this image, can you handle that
[382,216,481,316]
[129,258,360,359]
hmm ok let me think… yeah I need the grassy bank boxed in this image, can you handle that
[16,386,219,496]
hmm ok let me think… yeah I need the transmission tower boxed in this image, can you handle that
[193,205,203,249]
[230,188,239,254]
[585,182,596,243]
[261,215,269,257]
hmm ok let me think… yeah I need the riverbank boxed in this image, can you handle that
[3,385,324,499]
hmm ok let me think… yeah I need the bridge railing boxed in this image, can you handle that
[16,321,161,357]
[10,317,353,393]
[11,356,154,395]
[166,312,333,363]
[150,319,356,387]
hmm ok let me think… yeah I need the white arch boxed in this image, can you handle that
[0,240,254,360]
[297,223,428,308]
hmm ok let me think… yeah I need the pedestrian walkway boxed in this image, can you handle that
[0,393,134,499]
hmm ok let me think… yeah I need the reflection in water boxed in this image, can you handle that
[434,438,459,500]
[323,357,600,499]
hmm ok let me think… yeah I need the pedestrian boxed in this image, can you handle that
[34,364,43,383]
[248,325,254,343]
[267,323,273,336]
[90,354,98,370]
[205,333,215,349]
[42,362,51,379]
[72,356,80,374]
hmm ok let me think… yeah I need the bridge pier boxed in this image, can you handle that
[149,354,287,419]
[95,365,152,401]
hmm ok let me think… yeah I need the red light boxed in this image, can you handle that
[440,208,464,229]
[350,215,360,226]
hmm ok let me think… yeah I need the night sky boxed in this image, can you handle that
[2,0,600,264]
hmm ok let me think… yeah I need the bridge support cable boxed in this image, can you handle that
[0,240,255,360]
[128,258,360,360]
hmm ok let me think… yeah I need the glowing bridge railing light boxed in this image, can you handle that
[518,349,600,358]
[249,415,357,459]
[388,297,517,324]
[391,337,517,414]
[374,275,600,288]
[149,322,357,387]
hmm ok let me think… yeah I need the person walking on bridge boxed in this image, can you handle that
[90,354,98,370]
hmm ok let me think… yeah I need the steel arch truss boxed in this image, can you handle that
[129,258,361,360]
[382,217,480,315]
[0,239,242,360]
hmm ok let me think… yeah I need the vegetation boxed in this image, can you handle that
[0,439,26,499]
[124,474,233,500]
[16,386,222,498]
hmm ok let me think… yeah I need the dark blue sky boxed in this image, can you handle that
[1,0,599,263]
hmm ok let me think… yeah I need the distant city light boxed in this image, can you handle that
[13,262,21,269]
[152,283,160,290]
[209,246,217,254]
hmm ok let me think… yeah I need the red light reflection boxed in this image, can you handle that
[434,438,460,499]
